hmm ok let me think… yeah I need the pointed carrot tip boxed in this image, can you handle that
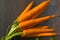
[51,15,57,18]
[31,1,34,4]
[56,33,60,35]
[45,0,50,3]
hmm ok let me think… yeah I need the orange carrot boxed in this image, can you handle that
[17,26,49,32]
[22,33,56,37]
[31,1,49,19]
[37,33,56,37]
[39,26,48,29]
[17,0,50,22]
[31,7,46,19]
[18,15,56,30]
[22,28,54,36]
[16,1,33,22]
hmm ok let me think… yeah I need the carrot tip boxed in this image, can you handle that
[56,33,60,35]
[30,1,34,4]
[51,15,57,18]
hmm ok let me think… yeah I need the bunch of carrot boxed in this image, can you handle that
[21,26,56,37]
[1,0,58,40]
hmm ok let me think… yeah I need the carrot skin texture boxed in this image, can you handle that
[26,3,49,29]
[17,26,49,32]
[31,0,49,19]
[22,28,54,36]
[22,33,56,37]
[16,1,33,22]
[18,0,50,22]
[31,7,46,19]
[37,33,56,37]
[18,15,56,30]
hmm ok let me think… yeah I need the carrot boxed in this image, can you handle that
[17,26,49,32]
[16,1,33,22]
[22,28,54,36]
[22,33,56,37]
[18,15,56,30]
[31,0,49,19]
[37,33,56,37]
[39,26,48,29]
[17,0,50,22]
[12,2,33,34]
[31,7,46,19]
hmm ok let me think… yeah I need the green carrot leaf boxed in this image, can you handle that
[50,37,56,40]
[36,37,39,40]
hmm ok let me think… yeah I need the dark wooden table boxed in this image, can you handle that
[0,0,60,40]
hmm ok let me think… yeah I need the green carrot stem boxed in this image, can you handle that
[35,37,39,40]
[7,24,16,36]
[7,26,19,37]
[50,37,56,40]
[7,32,22,40]
[7,20,19,37]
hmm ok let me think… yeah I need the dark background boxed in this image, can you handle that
[0,0,60,40]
